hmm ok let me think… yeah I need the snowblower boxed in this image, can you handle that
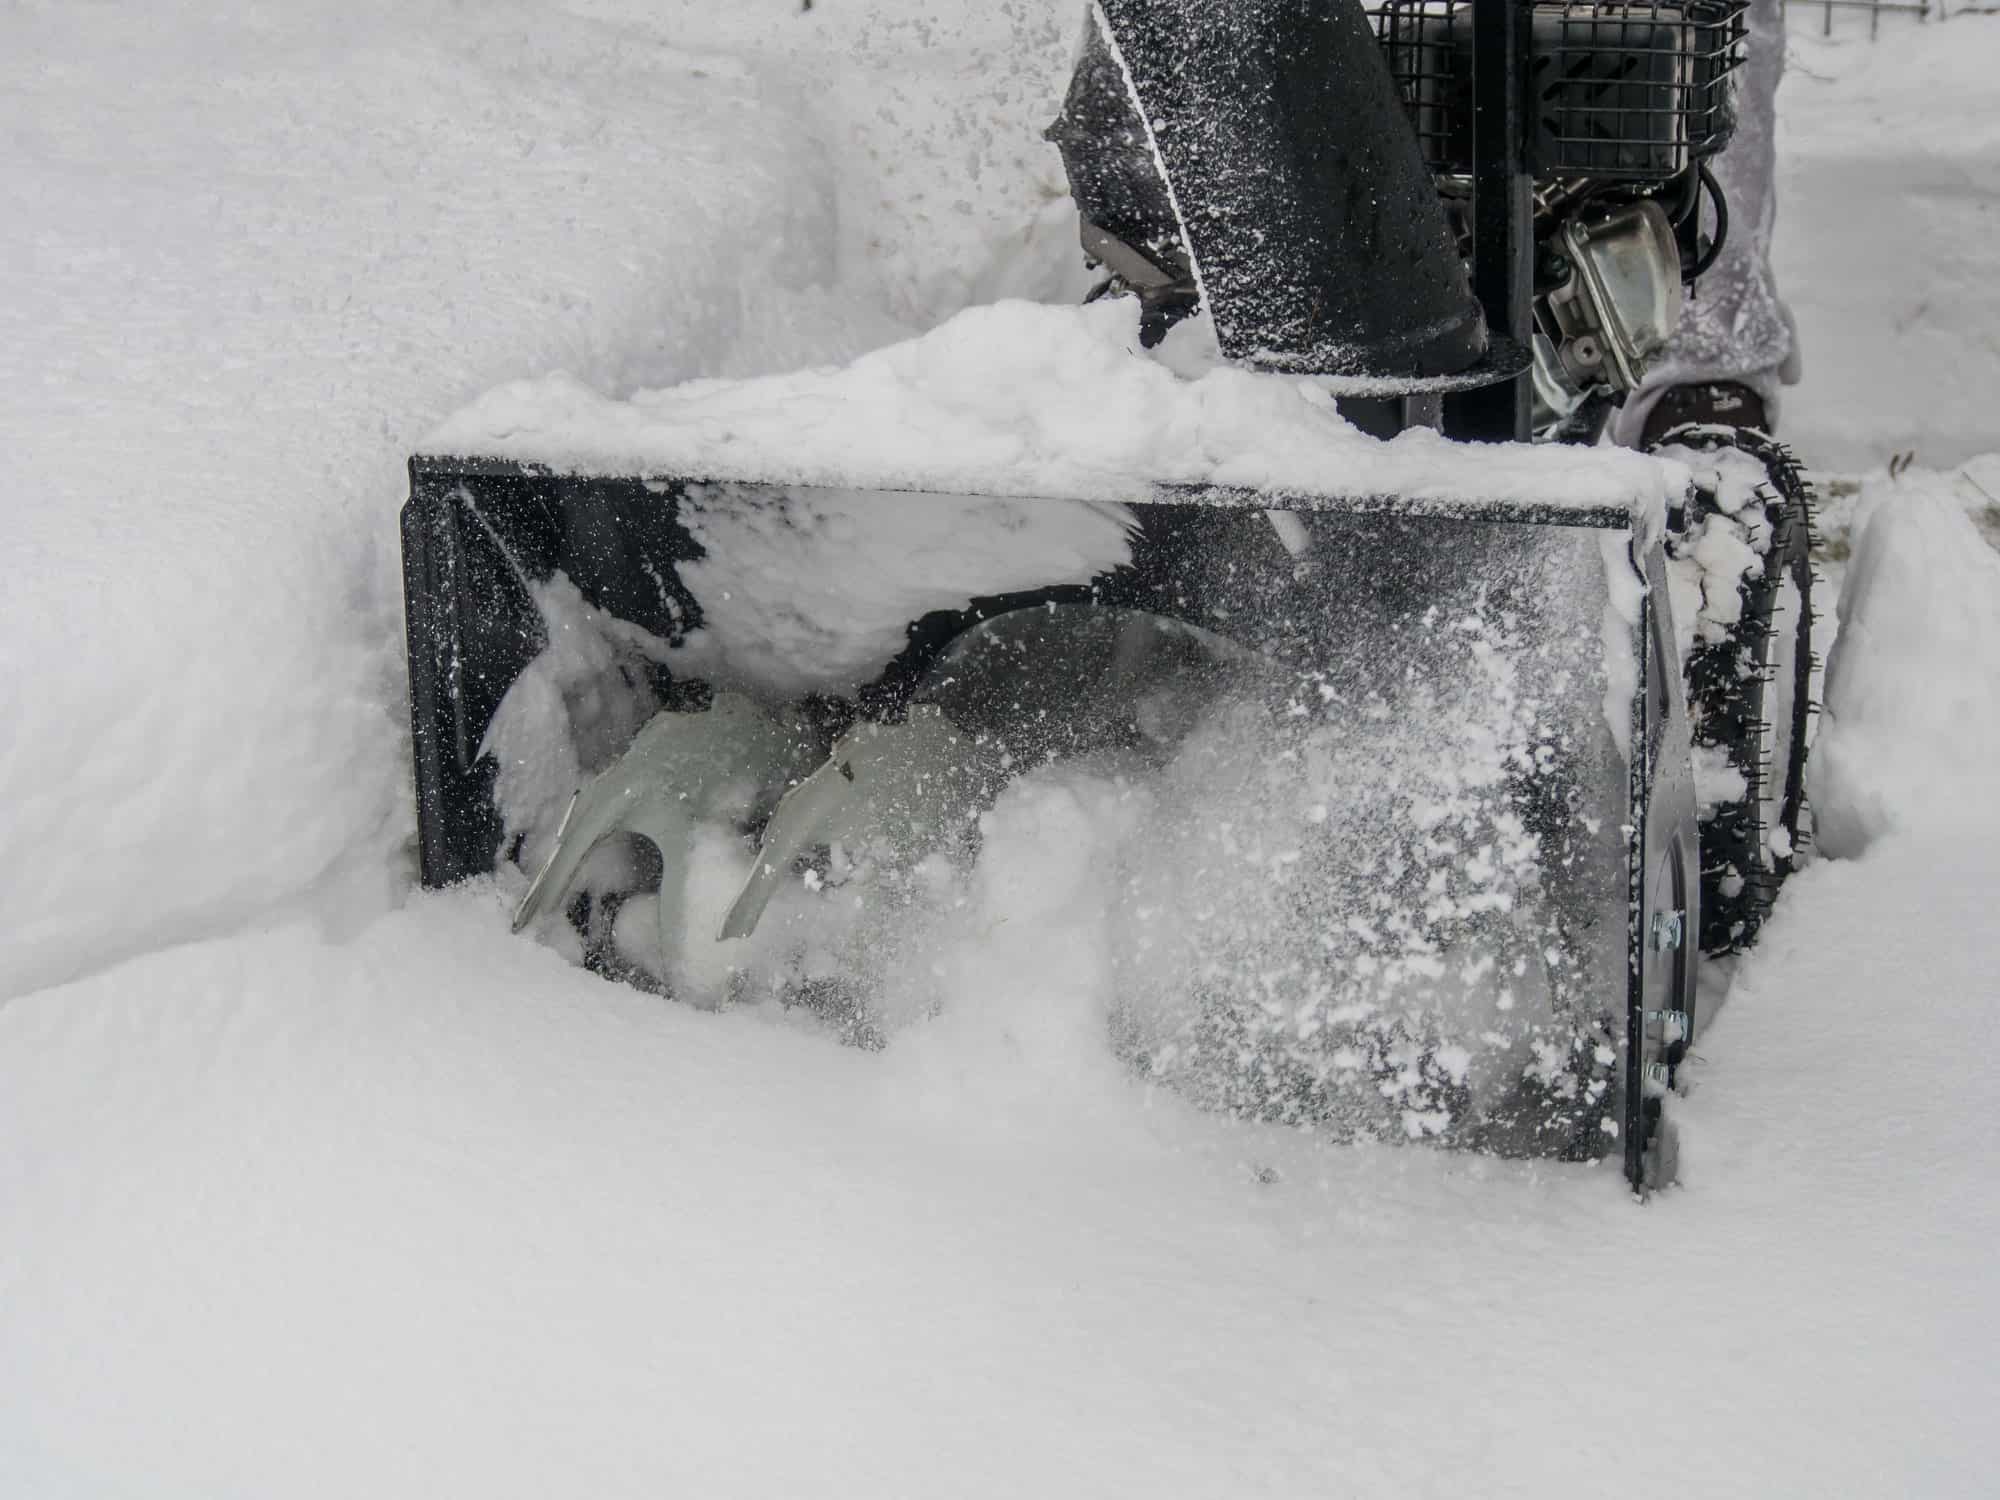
[400,0,1815,1189]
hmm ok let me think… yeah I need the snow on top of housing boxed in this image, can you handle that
[427,298,1681,524]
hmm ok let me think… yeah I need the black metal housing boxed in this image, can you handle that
[401,455,1700,1184]
[1052,0,1490,379]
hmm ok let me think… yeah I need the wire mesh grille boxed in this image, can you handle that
[1370,0,1750,180]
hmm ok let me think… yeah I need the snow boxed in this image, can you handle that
[4,4,2000,1497]
[0,0,890,1004]
[479,573,682,875]
[1774,18,2000,472]
[427,297,1681,518]
[1813,481,2000,855]
[0,0,1081,1007]
[668,482,1136,696]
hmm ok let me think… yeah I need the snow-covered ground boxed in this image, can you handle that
[1774,20,2000,472]
[3,4,1997,1496]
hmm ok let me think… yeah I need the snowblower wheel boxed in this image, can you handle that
[1655,425,1818,956]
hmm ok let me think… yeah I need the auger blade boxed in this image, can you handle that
[720,706,1003,942]
[514,693,809,974]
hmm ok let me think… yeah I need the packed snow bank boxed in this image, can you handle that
[429,299,1683,518]
[1812,482,2000,856]
[0,0,1071,1003]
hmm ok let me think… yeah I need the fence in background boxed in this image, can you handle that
[1785,0,1997,38]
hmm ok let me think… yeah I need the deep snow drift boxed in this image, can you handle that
[0,0,1077,1005]
[4,4,1999,1497]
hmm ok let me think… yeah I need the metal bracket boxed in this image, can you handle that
[1650,908,1685,953]
[1644,1007,1691,1043]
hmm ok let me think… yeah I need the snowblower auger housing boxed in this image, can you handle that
[403,458,1699,1187]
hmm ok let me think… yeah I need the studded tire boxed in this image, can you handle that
[1653,425,1817,957]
